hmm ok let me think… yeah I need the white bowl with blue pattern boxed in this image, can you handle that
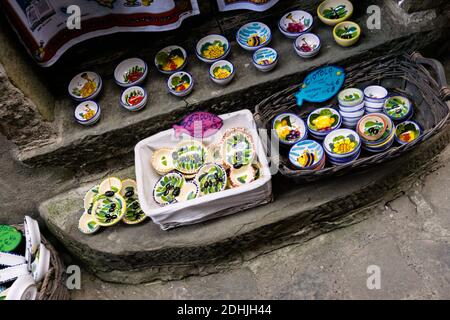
[289,139,324,170]
[236,22,271,51]
[252,47,278,72]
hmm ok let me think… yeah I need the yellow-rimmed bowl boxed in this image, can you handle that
[333,21,361,47]
[317,0,353,26]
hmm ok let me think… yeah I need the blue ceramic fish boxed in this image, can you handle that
[173,112,223,138]
[295,66,345,107]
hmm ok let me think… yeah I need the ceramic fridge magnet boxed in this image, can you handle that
[278,10,314,39]
[120,86,148,112]
[74,101,101,126]
[273,113,307,145]
[206,143,224,165]
[91,192,126,227]
[229,164,256,188]
[68,71,102,102]
[167,71,194,97]
[151,148,175,175]
[333,21,361,47]
[395,121,421,145]
[317,0,353,26]
[155,45,187,75]
[288,139,325,170]
[173,112,223,139]
[98,177,123,196]
[78,213,100,235]
[195,164,227,196]
[221,128,256,169]
[0,226,22,254]
[153,172,185,206]
[114,58,148,87]
[210,60,235,85]
[295,66,345,106]
[31,243,50,283]
[294,33,321,59]
[175,181,200,202]
[172,140,207,175]
[120,179,147,225]
[383,96,413,122]
[196,34,230,63]
[252,47,279,72]
[236,22,271,51]
[23,216,40,264]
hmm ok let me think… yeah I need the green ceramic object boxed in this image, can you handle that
[0,225,22,253]
[196,164,227,196]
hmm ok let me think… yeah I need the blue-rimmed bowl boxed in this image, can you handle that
[383,95,413,122]
[328,149,361,165]
[272,112,307,145]
[338,88,364,107]
[394,121,421,145]
[154,45,187,75]
[294,33,321,58]
[364,85,388,103]
[195,34,230,64]
[278,10,314,39]
[74,101,101,126]
[210,60,235,85]
[307,107,342,138]
[114,58,148,88]
[68,71,102,102]
[289,139,325,170]
[323,128,361,159]
[236,22,271,51]
[167,71,194,97]
[339,101,365,113]
[252,47,278,72]
[120,86,148,111]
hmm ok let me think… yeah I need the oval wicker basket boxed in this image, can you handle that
[254,52,450,183]
[13,224,70,300]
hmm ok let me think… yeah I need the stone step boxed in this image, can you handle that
[19,2,448,168]
[39,123,450,284]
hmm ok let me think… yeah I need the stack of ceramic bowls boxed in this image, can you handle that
[74,101,101,126]
[120,86,148,111]
[323,128,361,165]
[337,88,364,128]
[357,113,395,152]
[272,113,308,146]
[383,95,413,122]
[363,85,388,114]
[289,140,326,170]
[307,107,342,140]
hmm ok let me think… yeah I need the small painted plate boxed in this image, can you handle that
[206,143,224,165]
[289,140,324,169]
[155,45,187,74]
[279,10,314,39]
[229,164,256,188]
[114,58,148,87]
[151,148,175,175]
[323,128,360,157]
[31,243,50,282]
[357,114,387,142]
[221,128,256,169]
[68,71,102,102]
[83,185,99,214]
[196,34,230,63]
[175,181,200,202]
[78,213,100,234]
[0,225,22,253]
[91,193,126,227]
[120,179,147,225]
[153,172,185,206]
[172,140,207,175]
[74,101,101,125]
[120,86,148,111]
[98,177,123,196]
[395,121,421,145]
[236,22,271,51]
[272,113,307,145]
[383,96,412,121]
[307,108,341,133]
[195,164,227,196]
[167,71,194,97]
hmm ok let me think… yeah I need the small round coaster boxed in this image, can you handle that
[98,177,122,195]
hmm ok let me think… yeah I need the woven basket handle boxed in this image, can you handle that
[410,52,450,102]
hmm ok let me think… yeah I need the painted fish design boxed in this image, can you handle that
[297,150,316,167]
[247,35,265,47]
[173,112,223,138]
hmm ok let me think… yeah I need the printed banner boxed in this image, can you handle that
[216,0,279,12]
[2,0,199,67]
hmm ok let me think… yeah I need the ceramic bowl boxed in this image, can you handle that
[357,113,388,142]
[114,58,148,87]
[196,34,230,63]
[364,100,385,109]
[252,47,278,72]
[74,101,101,125]
[210,60,235,85]
[120,86,148,111]
[172,140,207,175]
[339,101,365,112]
[167,71,194,97]
[272,113,307,145]
[383,95,412,121]
[294,33,321,58]
[338,88,363,107]
[317,0,353,26]
[364,85,388,103]
[328,149,361,165]
[221,127,256,169]
[68,71,102,101]
[155,45,187,74]
[307,107,341,137]
[278,10,314,39]
[342,121,357,129]
[289,139,325,170]
[395,121,421,145]
[333,21,361,47]
[236,22,271,51]
[339,108,365,119]
[153,172,185,206]
[323,128,360,158]
[195,164,228,196]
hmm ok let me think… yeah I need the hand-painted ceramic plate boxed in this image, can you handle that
[236,22,271,51]
[196,34,230,63]
[229,164,256,188]
[289,140,325,169]
[78,213,100,234]
[155,45,187,74]
[83,185,99,213]
[221,128,256,169]
[91,193,126,227]
[195,164,227,196]
[172,140,207,175]
[0,225,22,253]
[68,71,102,101]
[152,148,175,175]
[153,172,185,206]
[120,179,147,225]
[114,58,148,87]
[31,243,50,282]
[23,216,41,263]
[175,181,200,202]
[98,177,123,196]
[383,96,412,121]
[272,113,307,145]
